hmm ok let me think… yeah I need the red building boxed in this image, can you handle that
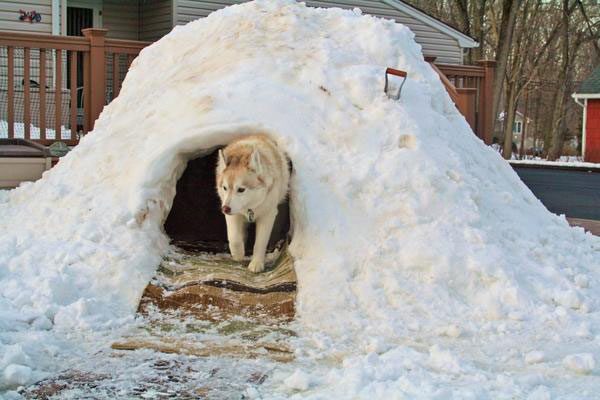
[573,66,600,163]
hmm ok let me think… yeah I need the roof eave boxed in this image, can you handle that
[381,0,479,48]
[573,93,600,99]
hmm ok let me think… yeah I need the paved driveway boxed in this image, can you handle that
[513,166,600,221]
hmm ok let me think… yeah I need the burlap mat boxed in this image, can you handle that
[112,246,297,362]
[138,247,296,320]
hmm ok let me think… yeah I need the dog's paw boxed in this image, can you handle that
[248,259,265,273]
[230,242,245,261]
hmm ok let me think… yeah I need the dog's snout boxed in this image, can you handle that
[222,205,231,214]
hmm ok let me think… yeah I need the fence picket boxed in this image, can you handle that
[40,48,46,141]
[112,53,120,99]
[23,47,31,140]
[7,46,14,139]
[70,50,77,142]
[55,49,62,141]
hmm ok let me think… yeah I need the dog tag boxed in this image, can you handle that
[247,209,255,223]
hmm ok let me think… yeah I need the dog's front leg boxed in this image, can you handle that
[226,214,246,261]
[248,211,277,273]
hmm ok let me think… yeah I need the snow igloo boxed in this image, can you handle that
[1,0,600,396]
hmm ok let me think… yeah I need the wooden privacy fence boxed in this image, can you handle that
[0,29,149,145]
[427,58,496,145]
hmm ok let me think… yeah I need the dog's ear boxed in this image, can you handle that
[249,147,262,174]
[217,149,227,173]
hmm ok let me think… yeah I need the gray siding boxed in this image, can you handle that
[0,1,54,100]
[0,1,54,91]
[0,0,53,34]
[306,0,463,64]
[174,0,463,64]
[140,0,172,42]
[104,0,140,40]
[175,0,237,24]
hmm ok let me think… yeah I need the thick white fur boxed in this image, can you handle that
[216,135,289,272]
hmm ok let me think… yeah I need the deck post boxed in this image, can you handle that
[82,28,108,131]
[477,60,496,145]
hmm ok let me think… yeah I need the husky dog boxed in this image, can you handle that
[216,135,290,273]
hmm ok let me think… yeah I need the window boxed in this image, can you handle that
[513,121,522,134]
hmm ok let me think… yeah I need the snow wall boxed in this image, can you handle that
[1,0,599,394]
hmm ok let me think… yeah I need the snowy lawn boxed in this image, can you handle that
[510,158,600,170]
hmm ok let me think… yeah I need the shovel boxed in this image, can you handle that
[384,68,408,100]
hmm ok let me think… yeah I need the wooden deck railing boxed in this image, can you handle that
[0,29,149,145]
[427,58,495,145]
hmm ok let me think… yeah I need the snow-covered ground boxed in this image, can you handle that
[1,1,600,398]
[510,158,600,169]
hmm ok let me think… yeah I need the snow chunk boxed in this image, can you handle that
[283,369,312,391]
[553,289,582,309]
[563,353,595,374]
[2,364,32,388]
[0,345,29,370]
[524,351,545,365]
[31,316,53,330]
[436,324,462,338]
[574,274,589,288]
[428,345,462,374]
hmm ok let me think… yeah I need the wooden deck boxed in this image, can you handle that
[0,29,149,145]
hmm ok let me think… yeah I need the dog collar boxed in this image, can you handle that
[246,209,255,223]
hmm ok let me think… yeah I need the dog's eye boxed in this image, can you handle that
[237,187,246,193]
[223,186,227,191]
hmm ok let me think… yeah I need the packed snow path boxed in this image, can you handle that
[1,1,600,398]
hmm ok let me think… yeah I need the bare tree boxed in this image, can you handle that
[491,0,520,141]
[405,0,600,159]
[545,0,600,159]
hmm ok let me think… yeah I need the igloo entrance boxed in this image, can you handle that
[164,147,291,254]
[136,146,297,322]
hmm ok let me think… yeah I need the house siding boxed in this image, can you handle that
[585,99,600,163]
[140,0,172,42]
[103,0,140,40]
[174,0,463,64]
[0,1,54,112]
[0,0,54,34]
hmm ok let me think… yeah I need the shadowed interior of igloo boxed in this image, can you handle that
[164,147,291,254]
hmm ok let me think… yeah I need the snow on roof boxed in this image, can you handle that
[0,1,598,397]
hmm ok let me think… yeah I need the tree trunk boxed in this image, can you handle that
[519,89,529,158]
[491,0,520,136]
[546,0,573,160]
[547,60,578,159]
[543,83,562,156]
[502,84,518,159]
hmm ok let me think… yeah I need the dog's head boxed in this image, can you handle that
[216,147,268,216]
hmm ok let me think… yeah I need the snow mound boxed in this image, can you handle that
[1,0,599,395]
